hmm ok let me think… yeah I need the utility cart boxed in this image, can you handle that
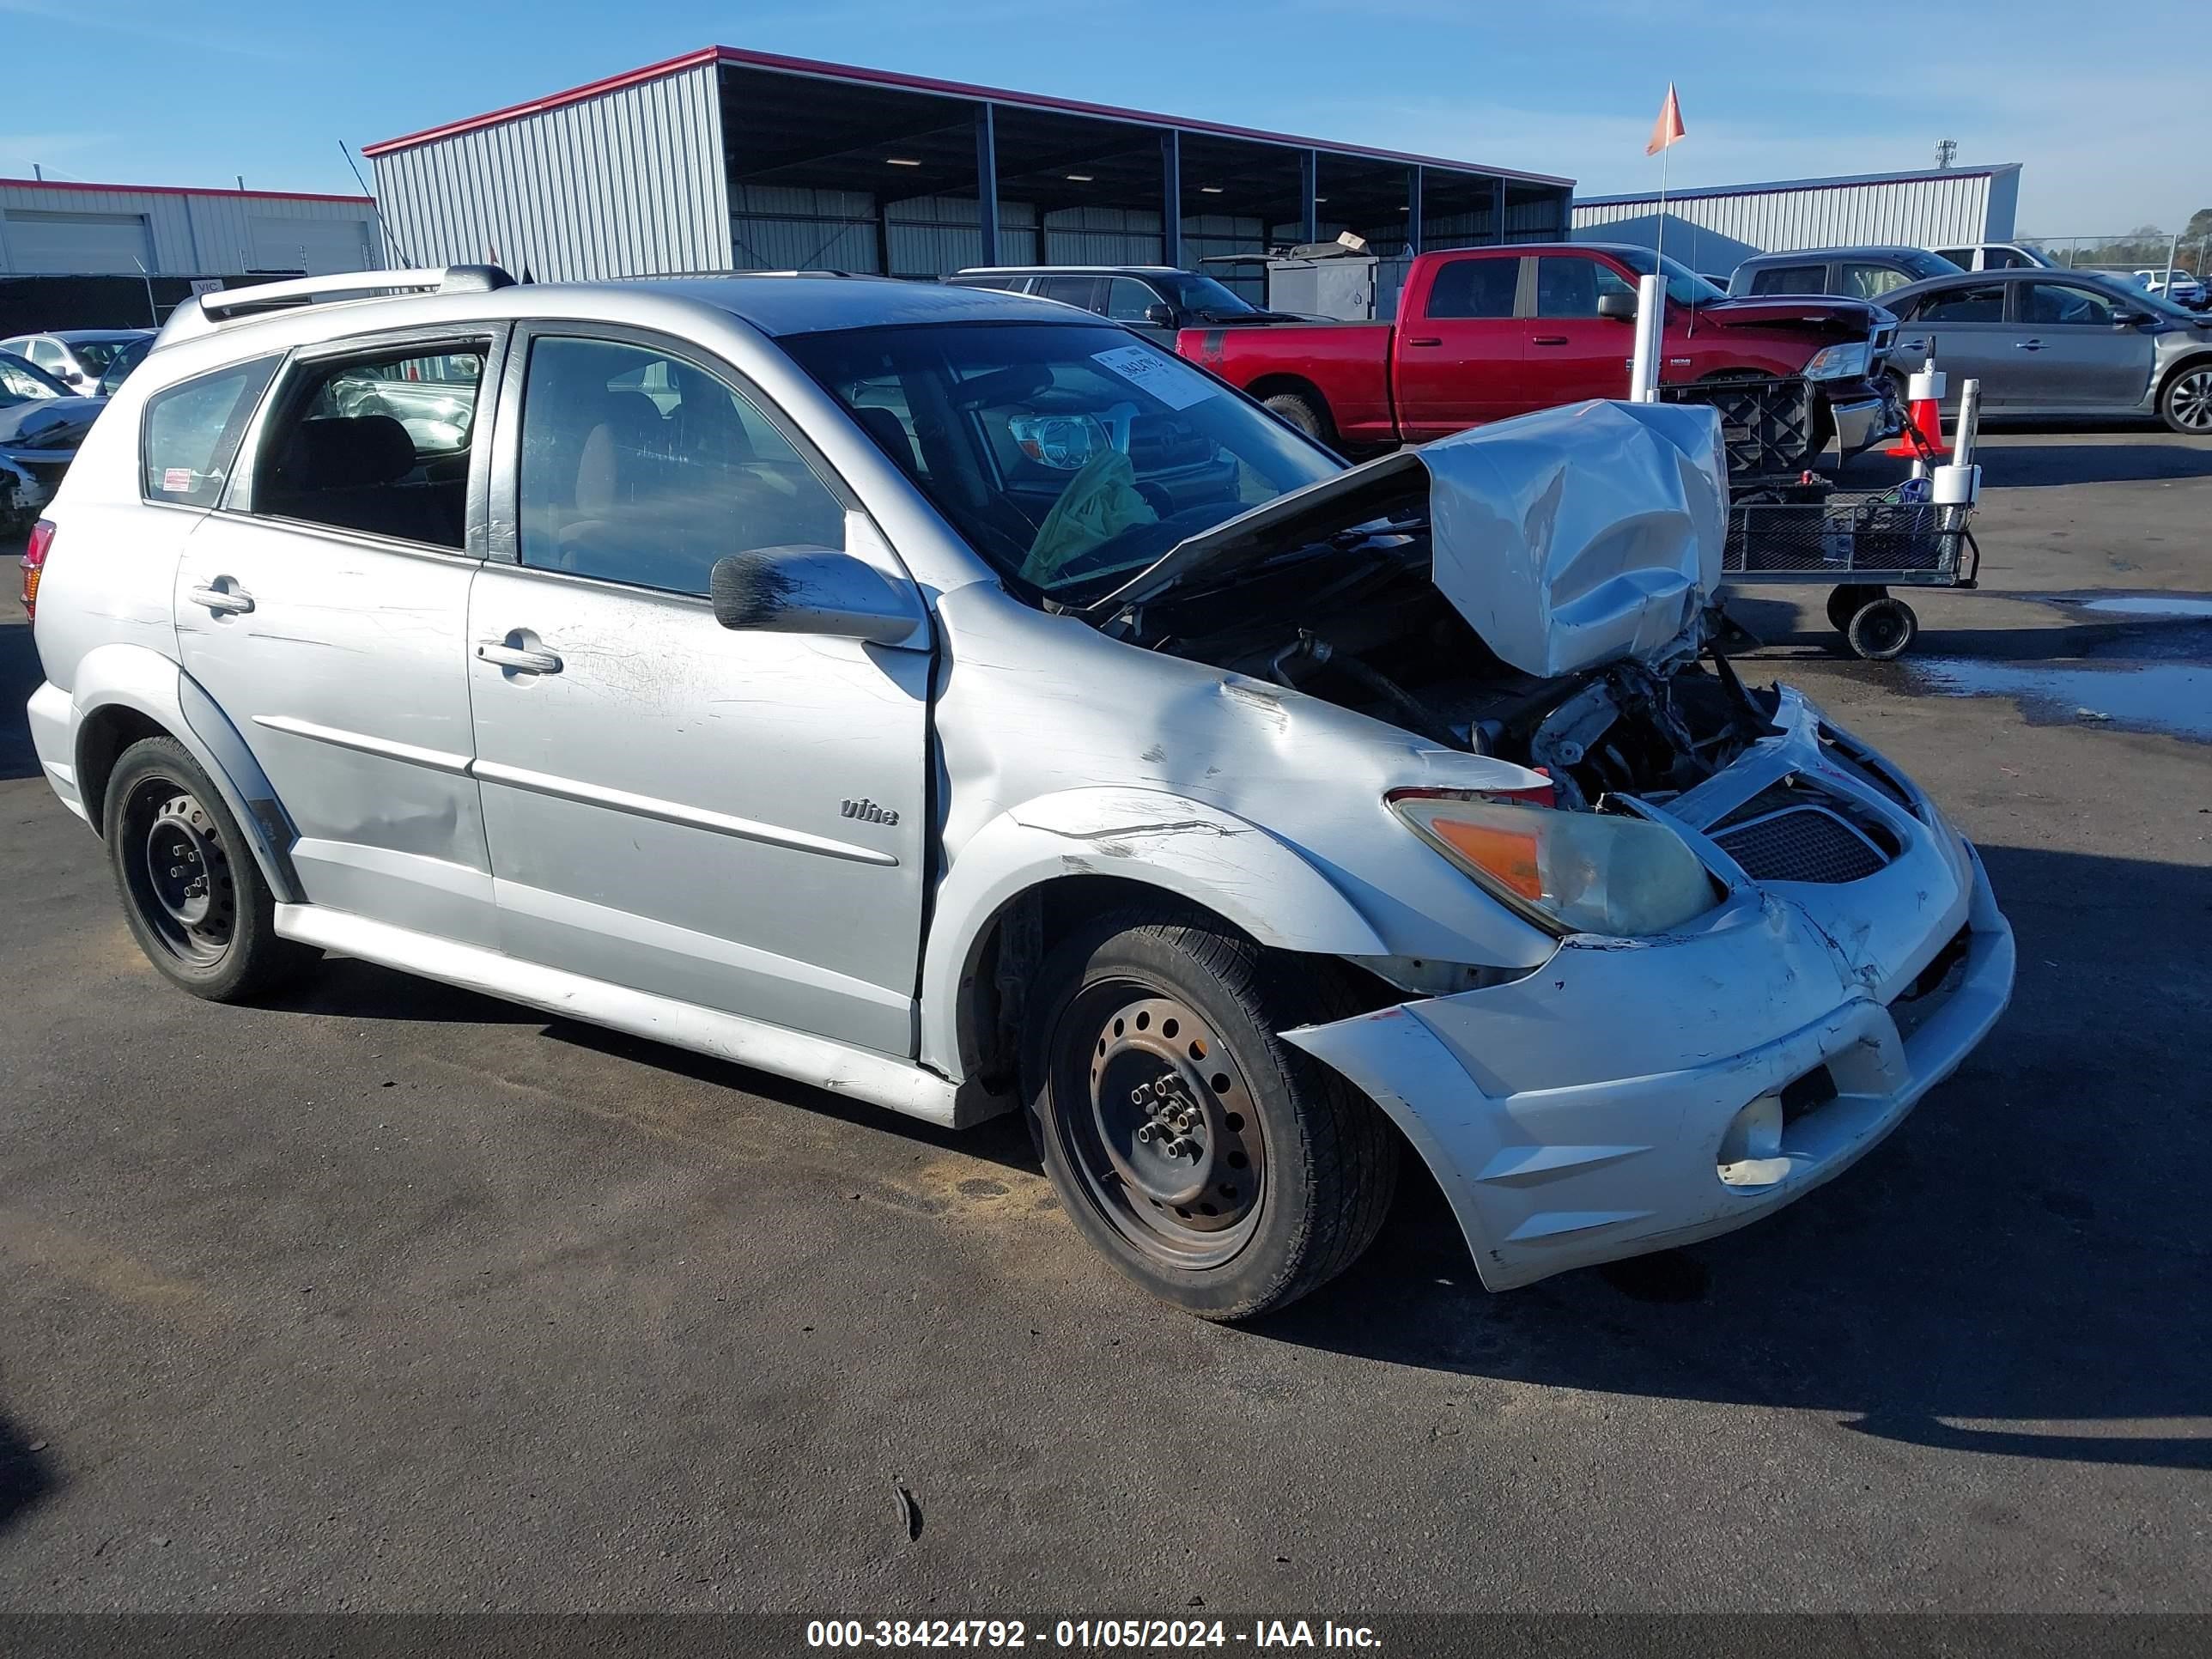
[1713,376,1985,660]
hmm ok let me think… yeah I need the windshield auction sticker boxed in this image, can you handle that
[1091,344,1218,411]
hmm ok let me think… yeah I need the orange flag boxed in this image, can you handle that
[1646,83,1686,155]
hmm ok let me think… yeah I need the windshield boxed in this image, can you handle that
[785,321,1341,602]
[0,352,70,404]
[97,336,152,386]
[2079,271,2202,323]
[1157,273,1261,319]
[1608,248,1728,306]
[67,337,141,374]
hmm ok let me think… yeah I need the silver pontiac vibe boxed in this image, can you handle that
[24,267,2014,1319]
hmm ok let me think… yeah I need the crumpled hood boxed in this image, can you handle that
[0,396,105,452]
[1422,398,1727,677]
[1091,397,1728,678]
[1691,295,1893,339]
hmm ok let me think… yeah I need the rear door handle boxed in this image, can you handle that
[1532,336,1570,346]
[1404,337,1443,348]
[187,580,254,615]
[2014,338,2045,351]
[477,639,563,675]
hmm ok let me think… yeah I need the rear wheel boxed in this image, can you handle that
[2160,362,2212,435]
[1261,390,1331,444]
[104,736,313,1001]
[1024,908,1398,1321]
[1844,595,1919,661]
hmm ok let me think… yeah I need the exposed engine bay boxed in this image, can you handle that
[1114,540,1780,812]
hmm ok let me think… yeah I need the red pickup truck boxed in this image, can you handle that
[1177,243,1898,468]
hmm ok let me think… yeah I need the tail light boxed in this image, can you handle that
[21,518,55,620]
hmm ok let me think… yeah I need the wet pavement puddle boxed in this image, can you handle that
[1905,659,2212,742]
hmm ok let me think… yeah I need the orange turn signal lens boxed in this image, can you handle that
[1426,817,1542,900]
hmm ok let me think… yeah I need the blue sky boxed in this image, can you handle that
[3,0,2200,238]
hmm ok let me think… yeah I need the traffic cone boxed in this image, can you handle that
[1887,362,1950,459]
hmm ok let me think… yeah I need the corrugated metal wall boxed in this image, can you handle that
[373,61,731,279]
[0,182,382,276]
[1571,172,2004,260]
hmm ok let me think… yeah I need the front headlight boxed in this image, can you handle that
[1803,341,1873,381]
[1388,790,1719,937]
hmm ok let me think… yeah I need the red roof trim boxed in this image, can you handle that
[0,176,372,204]
[361,44,1574,188]
[362,47,725,157]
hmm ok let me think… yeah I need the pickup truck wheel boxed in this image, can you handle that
[1024,908,1398,1321]
[2160,362,2212,434]
[1261,391,1330,443]
[104,736,314,1002]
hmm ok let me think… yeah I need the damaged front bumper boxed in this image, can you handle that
[1286,693,2015,1291]
[1826,381,1897,459]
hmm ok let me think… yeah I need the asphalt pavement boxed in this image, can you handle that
[2,428,2208,1619]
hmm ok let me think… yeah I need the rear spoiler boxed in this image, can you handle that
[157,265,514,344]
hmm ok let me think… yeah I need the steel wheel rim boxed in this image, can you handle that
[2172,369,2212,432]
[1052,981,1265,1270]
[122,778,237,966]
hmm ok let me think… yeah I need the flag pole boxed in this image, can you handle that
[1656,138,1668,270]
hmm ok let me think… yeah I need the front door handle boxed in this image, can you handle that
[1532,335,1571,346]
[1404,337,1444,348]
[1900,337,1928,351]
[477,638,563,675]
[187,580,254,615]
[2014,338,2045,351]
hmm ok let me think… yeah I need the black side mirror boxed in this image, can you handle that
[709,545,923,646]
[1143,302,1177,329]
[2112,309,2148,327]
[1596,292,1638,322]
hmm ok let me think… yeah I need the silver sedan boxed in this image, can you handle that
[1879,268,2212,434]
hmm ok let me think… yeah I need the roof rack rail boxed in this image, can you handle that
[194,264,514,321]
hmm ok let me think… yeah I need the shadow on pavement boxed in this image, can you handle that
[0,1410,57,1536]
[1256,843,2212,1473]
[1,604,42,782]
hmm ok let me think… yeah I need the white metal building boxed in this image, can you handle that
[366,46,1573,288]
[1571,164,2021,273]
[0,178,384,277]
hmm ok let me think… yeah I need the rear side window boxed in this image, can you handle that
[251,343,489,549]
[1750,264,1828,296]
[1425,258,1518,320]
[140,356,279,508]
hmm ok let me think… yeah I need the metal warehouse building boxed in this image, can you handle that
[1571,164,2021,273]
[0,176,385,332]
[365,46,1574,287]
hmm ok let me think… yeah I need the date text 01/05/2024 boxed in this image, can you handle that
[805,1620,1382,1650]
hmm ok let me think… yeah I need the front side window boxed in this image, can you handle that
[517,336,846,597]
[27,338,68,371]
[1425,258,1518,320]
[1915,283,2007,323]
[2021,283,2122,326]
[1751,264,1828,296]
[1103,278,1164,322]
[140,356,279,507]
[252,343,487,548]
[1534,256,1633,319]
[1840,263,1911,300]
[785,320,1340,603]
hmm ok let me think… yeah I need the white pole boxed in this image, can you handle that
[1630,273,1666,401]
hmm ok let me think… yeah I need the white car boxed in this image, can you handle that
[21,266,2014,1319]
[2133,270,2208,308]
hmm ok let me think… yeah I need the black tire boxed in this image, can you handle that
[1844,596,1918,661]
[103,735,313,1002]
[1261,390,1330,444]
[1825,583,1884,631]
[1022,907,1398,1321]
[2159,361,2212,436]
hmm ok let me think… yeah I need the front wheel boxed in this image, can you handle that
[104,736,314,1001]
[2160,362,2212,435]
[1024,909,1398,1321]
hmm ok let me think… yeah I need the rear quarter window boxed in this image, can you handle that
[141,356,279,508]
